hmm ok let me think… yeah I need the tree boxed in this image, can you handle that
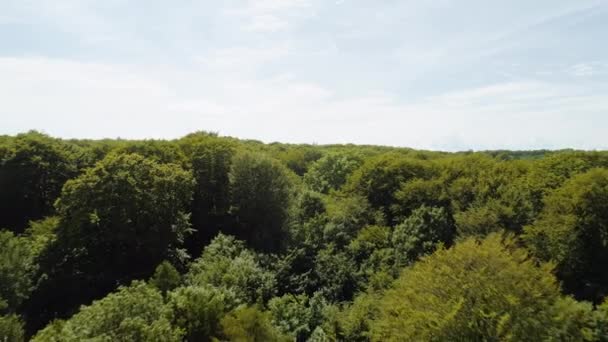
[0,131,76,233]
[0,231,38,312]
[186,234,276,305]
[219,306,289,342]
[372,234,569,341]
[524,168,608,302]
[345,153,431,224]
[303,153,362,194]
[347,225,394,287]
[0,313,25,342]
[392,205,453,268]
[28,153,194,328]
[268,294,313,340]
[150,261,181,296]
[31,281,183,342]
[0,299,25,342]
[168,285,236,342]
[228,152,293,252]
[186,138,236,256]
[314,245,358,302]
[335,292,381,342]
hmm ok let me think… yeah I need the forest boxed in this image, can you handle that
[1,130,608,341]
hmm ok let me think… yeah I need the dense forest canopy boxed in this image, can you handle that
[2,130,608,341]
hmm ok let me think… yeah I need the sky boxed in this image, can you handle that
[1,0,607,151]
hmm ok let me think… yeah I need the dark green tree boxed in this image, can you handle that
[392,205,454,268]
[31,281,182,342]
[0,131,76,233]
[150,261,182,296]
[28,153,194,328]
[228,152,293,252]
[168,285,236,342]
[345,153,431,224]
[186,138,236,255]
[524,168,608,302]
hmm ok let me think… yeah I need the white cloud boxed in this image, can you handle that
[226,0,315,32]
[194,46,290,73]
[1,56,607,151]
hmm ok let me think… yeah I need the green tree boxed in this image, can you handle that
[186,138,236,256]
[29,153,194,328]
[168,285,236,342]
[150,261,181,296]
[0,131,76,233]
[348,225,394,287]
[392,205,453,268]
[303,153,362,194]
[336,292,381,342]
[314,245,358,302]
[228,152,293,252]
[345,153,431,224]
[219,306,289,342]
[545,297,597,341]
[0,313,25,342]
[0,231,38,312]
[524,168,608,302]
[372,234,568,341]
[186,234,276,305]
[268,294,313,340]
[31,281,183,342]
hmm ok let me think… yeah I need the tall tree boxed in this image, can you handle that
[187,138,235,255]
[228,152,293,252]
[524,168,608,302]
[372,234,578,341]
[0,131,76,233]
[28,153,194,329]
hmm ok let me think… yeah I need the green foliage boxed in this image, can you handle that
[186,138,236,255]
[393,177,447,220]
[168,285,236,342]
[345,153,431,223]
[596,298,608,341]
[229,152,293,252]
[186,234,276,305]
[219,306,290,342]
[314,245,358,301]
[29,152,194,327]
[268,294,313,340]
[31,281,183,342]
[0,131,77,232]
[392,205,453,268]
[54,152,194,269]
[150,261,181,296]
[0,313,25,342]
[267,293,327,341]
[0,230,37,311]
[327,292,381,342]
[348,225,394,287]
[524,168,608,301]
[292,190,326,225]
[372,234,565,341]
[114,140,187,166]
[324,195,376,247]
[303,153,362,194]
[3,132,608,340]
[546,297,597,341]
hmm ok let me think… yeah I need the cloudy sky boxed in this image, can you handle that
[1,0,607,151]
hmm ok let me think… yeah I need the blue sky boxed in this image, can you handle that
[1,0,607,151]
